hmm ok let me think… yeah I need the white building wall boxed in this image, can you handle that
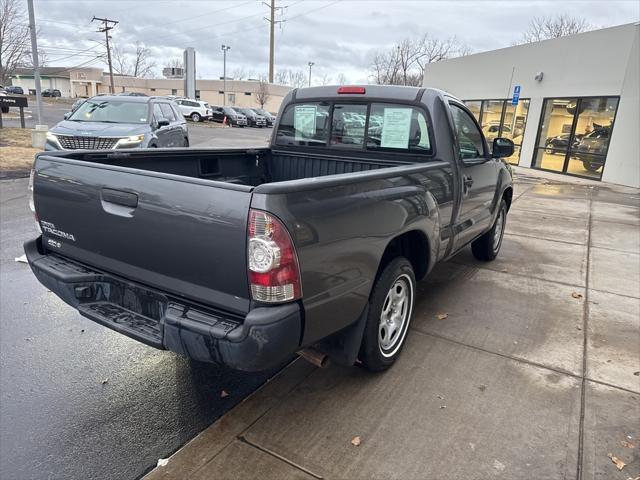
[423,23,639,187]
[602,26,640,187]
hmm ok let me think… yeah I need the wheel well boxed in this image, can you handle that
[378,230,429,281]
[502,187,513,211]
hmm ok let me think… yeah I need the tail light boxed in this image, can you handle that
[337,86,366,94]
[248,209,301,303]
[28,169,42,234]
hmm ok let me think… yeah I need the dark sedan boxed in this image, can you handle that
[235,107,266,127]
[252,108,276,127]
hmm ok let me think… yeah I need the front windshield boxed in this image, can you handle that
[223,107,238,115]
[68,99,149,124]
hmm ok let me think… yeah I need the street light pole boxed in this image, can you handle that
[221,44,231,105]
[26,0,43,125]
[308,62,314,87]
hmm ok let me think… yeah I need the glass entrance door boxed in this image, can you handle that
[533,97,619,180]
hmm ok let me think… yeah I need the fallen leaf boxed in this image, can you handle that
[478,384,487,392]
[220,390,229,398]
[439,405,446,409]
[436,313,448,320]
[621,440,635,449]
[571,292,583,299]
[157,458,169,467]
[14,254,27,264]
[501,268,509,273]
[101,378,109,385]
[607,453,626,471]
[436,394,444,400]
[634,371,639,376]
[351,436,361,446]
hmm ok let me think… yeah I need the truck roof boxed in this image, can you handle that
[292,85,451,103]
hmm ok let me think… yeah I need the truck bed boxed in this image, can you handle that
[47,148,409,187]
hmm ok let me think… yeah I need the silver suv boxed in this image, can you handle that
[45,96,189,150]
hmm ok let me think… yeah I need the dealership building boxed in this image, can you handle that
[423,23,639,188]
[10,67,291,113]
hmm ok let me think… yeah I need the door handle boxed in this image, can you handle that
[101,188,138,208]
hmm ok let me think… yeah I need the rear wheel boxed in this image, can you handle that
[471,199,507,261]
[359,257,415,372]
[582,160,601,172]
[190,112,201,122]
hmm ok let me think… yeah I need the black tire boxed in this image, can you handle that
[190,112,201,122]
[359,257,416,372]
[183,137,189,147]
[471,199,507,261]
[582,160,600,172]
[1,106,8,113]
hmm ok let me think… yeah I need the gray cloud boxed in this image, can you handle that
[34,0,639,84]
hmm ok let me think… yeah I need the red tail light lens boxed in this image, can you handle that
[248,209,301,303]
[337,86,366,94]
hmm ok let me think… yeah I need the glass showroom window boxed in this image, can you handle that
[532,97,619,180]
[464,99,530,165]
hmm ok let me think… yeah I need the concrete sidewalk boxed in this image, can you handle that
[145,173,639,480]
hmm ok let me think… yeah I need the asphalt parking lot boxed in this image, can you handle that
[0,121,273,480]
[146,172,640,480]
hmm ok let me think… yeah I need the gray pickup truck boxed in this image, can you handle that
[25,86,514,372]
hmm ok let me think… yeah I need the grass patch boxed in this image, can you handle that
[0,128,40,172]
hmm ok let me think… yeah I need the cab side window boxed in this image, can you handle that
[152,104,164,123]
[449,104,485,160]
[159,103,176,122]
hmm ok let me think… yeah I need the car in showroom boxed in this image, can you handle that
[174,98,212,122]
[571,126,611,172]
[45,95,188,150]
[5,86,24,94]
[42,89,62,97]
[235,107,267,127]
[210,106,247,127]
[544,133,584,153]
[251,107,276,127]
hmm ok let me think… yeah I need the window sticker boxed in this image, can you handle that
[294,105,317,139]
[381,107,412,149]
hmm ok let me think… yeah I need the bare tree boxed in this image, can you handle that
[370,34,470,86]
[275,68,307,88]
[0,0,31,85]
[165,58,183,69]
[111,41,156,77]
[320,73,332,85]
[336,72,348,85]
[255,77,270,108]
[231,66,246,80]
[518,15,593,44]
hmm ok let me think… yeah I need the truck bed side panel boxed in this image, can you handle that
[252,162,454,345]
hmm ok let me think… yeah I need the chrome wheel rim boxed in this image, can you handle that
[493,209,505,252]
[378,274,413,357]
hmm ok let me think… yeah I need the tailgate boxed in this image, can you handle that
[33,156,252,314]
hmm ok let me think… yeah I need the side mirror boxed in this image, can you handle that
[157,118,170,127]
[63,112,71,120]
[492,137,515,158]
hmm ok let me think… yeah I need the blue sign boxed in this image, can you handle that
[512,85,521,105]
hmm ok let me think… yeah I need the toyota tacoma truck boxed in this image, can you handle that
[25,86,514,372]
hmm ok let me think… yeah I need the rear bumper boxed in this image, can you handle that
[24,237,302,372]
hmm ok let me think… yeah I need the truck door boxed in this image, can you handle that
[152,103,172,147]
[448,102,498,250]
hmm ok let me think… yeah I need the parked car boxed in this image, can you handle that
[235,107,266,127]
[252,108,276,127]
[174,98,212,122]
[0,88,8,113]
[25,85,513,373]
[210,106,247,127]
[5,86,24,95]
[117,91,148,97]
[42,89,62,97]
[44,95,188,150]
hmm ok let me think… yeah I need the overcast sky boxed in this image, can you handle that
[34,0,640,84]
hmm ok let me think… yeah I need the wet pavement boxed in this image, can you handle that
[0,178,284,480]
[145,172,640,480]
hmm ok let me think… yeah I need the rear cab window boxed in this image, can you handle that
[275,101,432,155]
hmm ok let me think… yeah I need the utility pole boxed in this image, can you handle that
[221,45,231,105]
[92,16,118,94]
[26,0,43,125]
[264,0,285,83]
[308,62,314,87]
